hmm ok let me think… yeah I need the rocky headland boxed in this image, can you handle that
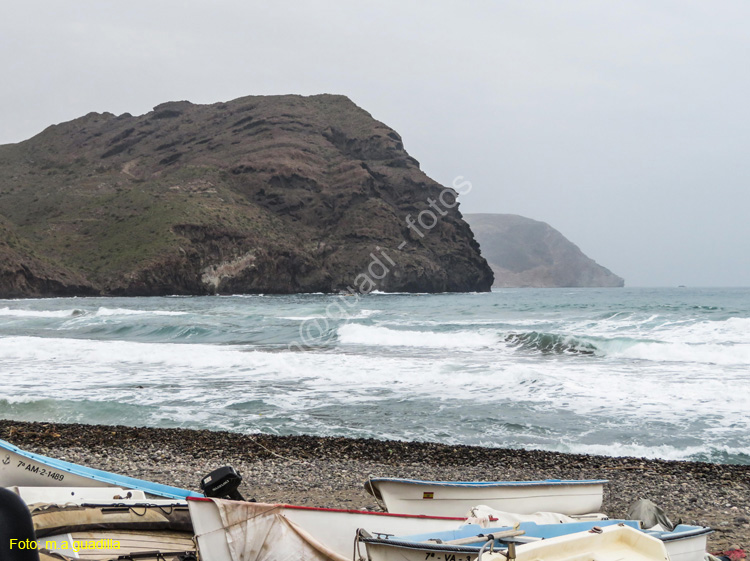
[466,213,624,288]
[0,95,493,297]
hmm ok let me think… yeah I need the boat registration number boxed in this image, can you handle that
[16,459,66,481]
[423,554,475,561]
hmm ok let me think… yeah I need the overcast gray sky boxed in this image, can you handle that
[2,1,748,287]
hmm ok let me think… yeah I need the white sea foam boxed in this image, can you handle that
[337,324,497,349]
[95,307,187,316]
[0,307,81,318]
[655,317,750,344]
[351,309,380,319]
[0,336,253,371]
[551,442,716,462]
[610,341,750,365]
[571,315,750,345]
[281,309,378,321]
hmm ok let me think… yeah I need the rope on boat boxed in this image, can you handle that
[365,475,387,512]
[353,528,368,561]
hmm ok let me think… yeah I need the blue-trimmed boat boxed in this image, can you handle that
[359,519,712,561]
[364,476,608,516]
[0,438,202,500]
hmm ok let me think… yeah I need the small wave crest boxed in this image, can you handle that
[95,307,187,316]
[0,307,84,318]
[505,331,598,355]
[337,324,497,349]
[555,441,750,464]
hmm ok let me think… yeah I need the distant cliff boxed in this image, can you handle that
[0,94,493,297]
[465,214,624,288]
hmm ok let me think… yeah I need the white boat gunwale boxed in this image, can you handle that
[653,525,714,542]
[364,477,609,500]
[367,477,609,488]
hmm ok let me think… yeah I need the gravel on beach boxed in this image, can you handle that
[2,420,748,553]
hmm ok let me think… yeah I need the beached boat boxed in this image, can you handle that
[646,524,714,561]
[359,519,712,561]
[364,476,608,516]
[482,524,670,561]
[359,520,640,561]
[0,438,202,500]
[33,501,195,560]
[187,497,468,561]
[0,484,195,561]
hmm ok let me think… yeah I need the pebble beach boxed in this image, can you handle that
[2,419,748,553]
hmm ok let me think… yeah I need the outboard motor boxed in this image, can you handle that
[200,466,246,501]
[0,487,40,561]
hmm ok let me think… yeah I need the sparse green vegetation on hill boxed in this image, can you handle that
[0,95,493,297]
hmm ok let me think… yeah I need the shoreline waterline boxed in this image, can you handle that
[1,419,748,552]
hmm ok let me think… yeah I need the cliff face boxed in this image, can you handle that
[0,217,96,298]
[0,95,493,297]
[465,213,624,288]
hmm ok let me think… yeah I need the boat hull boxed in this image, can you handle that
[8,485,147,504]
[646,524,714,561]
[365,477,607,516]
[365,525,670,561]
[361,520,641,561]
[361,520,712,561]
[187,498,466,561]
[0,439,201,500]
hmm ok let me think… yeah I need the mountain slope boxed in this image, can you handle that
[0,95,493,297]
[466,213,624,287]
[0,216,95,297]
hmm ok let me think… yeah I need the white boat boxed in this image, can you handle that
[27,500,195,561]
[187,497,468,561]
[359,520,639,561]
[364,477,608,516]
[486,524,670,561]
[0,438,202,499]
[645,524,714,561]
[359,520,712,561]
[7,485,148,504]
[364,524,670,561]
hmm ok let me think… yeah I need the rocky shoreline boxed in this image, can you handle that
[1,419,748,552]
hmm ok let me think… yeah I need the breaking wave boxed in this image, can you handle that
[503,328,750,365]
[504,332,598,355]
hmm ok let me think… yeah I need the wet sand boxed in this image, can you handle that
[1,420,747,552]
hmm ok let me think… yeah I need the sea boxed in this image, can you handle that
[1,287,748,465]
